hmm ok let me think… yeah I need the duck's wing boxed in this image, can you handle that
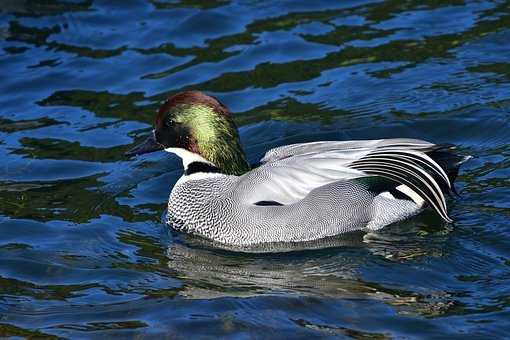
[260,138,436,163]
[241,139,452,222]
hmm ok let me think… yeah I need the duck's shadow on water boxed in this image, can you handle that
[164,215,455,316]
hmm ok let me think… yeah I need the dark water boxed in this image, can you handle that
[1,0,510,338]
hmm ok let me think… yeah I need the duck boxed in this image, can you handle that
[126,91,470,246]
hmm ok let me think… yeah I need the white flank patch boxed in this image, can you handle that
[396,184,425,206]
[380,191,395,199]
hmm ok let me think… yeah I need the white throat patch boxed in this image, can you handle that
[164,147,215,169]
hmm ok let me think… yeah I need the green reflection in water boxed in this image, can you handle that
[0,323,58,339]
[0,117,65,133]
[16,137,131,162]
[468,63,510,81]
[3,0,92,18]
[0,175,156,223]
[150,0,230,10]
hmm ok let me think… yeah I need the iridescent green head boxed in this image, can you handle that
[127,91,250,175]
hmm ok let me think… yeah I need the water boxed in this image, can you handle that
[1,0,509,337]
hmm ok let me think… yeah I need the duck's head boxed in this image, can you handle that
[126,91,250,176]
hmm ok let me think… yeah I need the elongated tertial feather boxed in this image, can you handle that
[369,150,451,189]
[351,149,453,222]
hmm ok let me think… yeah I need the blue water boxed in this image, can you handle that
[1,0,510,338]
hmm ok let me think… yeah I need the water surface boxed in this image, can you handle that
[1,0,510,338]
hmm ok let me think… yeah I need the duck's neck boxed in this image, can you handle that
[198,138,250,176]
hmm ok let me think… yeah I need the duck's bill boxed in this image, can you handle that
[125,132,164,157]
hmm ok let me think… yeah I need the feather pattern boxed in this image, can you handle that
[166,138,465,246]
[250,139,453,221]
[260,138,436,163]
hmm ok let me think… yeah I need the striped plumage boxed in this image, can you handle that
[126,91,469,247]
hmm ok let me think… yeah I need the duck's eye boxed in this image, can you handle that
[165,119,174,127]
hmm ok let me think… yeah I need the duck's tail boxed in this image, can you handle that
[350,142,471,222]
[426,144,472,195]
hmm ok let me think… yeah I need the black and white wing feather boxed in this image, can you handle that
[349,148,452,222]
[242,139,453,222]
